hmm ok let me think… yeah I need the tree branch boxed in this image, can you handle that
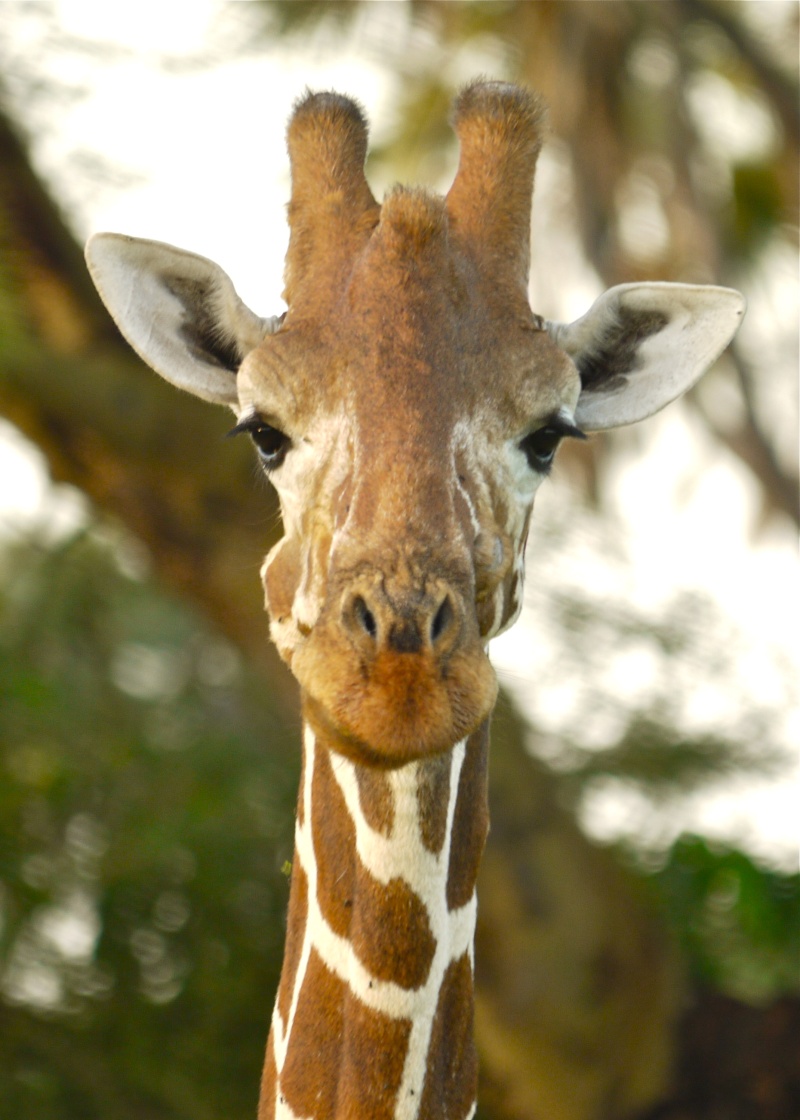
[691,345,799,527]
[677,0,800,145]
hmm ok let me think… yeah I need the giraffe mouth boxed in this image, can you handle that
[292,629,497,766]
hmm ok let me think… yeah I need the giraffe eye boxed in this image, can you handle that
[519,426,562,473]
[250,423,291,468]
[227,417,291,470]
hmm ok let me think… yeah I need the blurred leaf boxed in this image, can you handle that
[0,526,298,1120]
[646,835,800,1002]
[257,0,360,35]
[563,715,782,800]
[730,159,786,258]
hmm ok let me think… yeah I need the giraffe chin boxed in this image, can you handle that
[294,642,498,767]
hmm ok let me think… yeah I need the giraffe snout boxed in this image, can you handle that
[291,563,495,763]
[342,585,461,658]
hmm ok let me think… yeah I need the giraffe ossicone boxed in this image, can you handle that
[85,81,744,1120]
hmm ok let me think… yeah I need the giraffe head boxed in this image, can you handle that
[86,82,744,767]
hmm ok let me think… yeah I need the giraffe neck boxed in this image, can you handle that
[259,712,490,1120]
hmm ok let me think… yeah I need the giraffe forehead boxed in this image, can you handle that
[240,205,581,467]
[242,314,578,449]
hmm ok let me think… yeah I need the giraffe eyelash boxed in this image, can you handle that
[227,415,292,469]
[519,416,587,474]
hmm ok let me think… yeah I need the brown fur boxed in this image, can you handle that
[418,953,478,1120]
[355,767,395,836]
[265,720,491,1119]
[297,623,498,765]
[255,82,571,1118]
[280,947,411,1119]
[278,949,345,1116]
[250,83,576,763]
[258,1034,277,1120]
[312,745,437,988]
[416,755,452,856]
[447,80,547,297]
[447,724,491,911]
[283,91,379,311]
[276,861,308,1028]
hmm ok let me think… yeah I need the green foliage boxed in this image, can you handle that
[647,836,800,1004]
[730,159,786,258]
[0,526,298,1120]
[1,522,797,1119]
[257,0,359,35]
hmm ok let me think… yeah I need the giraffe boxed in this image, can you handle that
[85,82,744,1120]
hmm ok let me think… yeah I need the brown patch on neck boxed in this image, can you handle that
[312,743,436,990]
[258,1032,277,1120]
[278,949,342,1117]
[280,948,411,1120]
[418,952,478,1120]
[416,753,452,855]
[447,722,490,911]
[351,873,436,990]
[276,860,308,1029]
[337,989,413,1119]
[355,766,395,836]
[296,743,306,829]
[310,743,356,939]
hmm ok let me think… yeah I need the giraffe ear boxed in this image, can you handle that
[85,233,280,406]
[546,283,745,431]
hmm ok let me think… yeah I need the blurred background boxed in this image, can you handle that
[0,2,797,1118]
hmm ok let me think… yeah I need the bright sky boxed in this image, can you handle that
[1,0,797,870]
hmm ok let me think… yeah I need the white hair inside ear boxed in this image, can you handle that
[546,283,746,431]
[85,233,282,407]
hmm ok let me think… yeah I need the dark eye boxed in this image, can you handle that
[249,423,290,468]
[227,416,291,470]
[519,427,562,473]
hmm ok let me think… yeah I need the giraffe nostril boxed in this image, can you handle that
[430,595,453,645]
[345,587,459,654]
[352,595,378,640]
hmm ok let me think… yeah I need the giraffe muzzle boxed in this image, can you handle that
[343,586,460,658]
[291,572,497,766]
